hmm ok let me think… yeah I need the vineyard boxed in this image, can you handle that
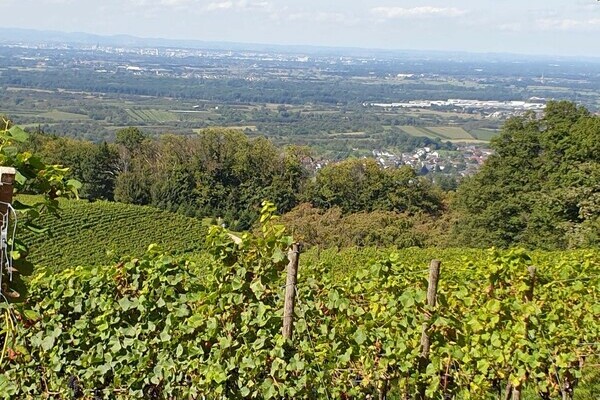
[1,205,598,399]
[17,195,208,270]
[125,109,179,123]
[398,126,483,142]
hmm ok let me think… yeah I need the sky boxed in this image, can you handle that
[1,0,600,57]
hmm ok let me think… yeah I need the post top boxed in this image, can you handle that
[0,167,16,184]
[0,167,16,176]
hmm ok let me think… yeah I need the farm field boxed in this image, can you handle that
[399,125,489,142]
[1,81,501,148]
[193,125,258,133]
[425,126,473,140]
[2,29,600,400]
[468,128,499,141]
[37,110,90,121]
[125,108,179,123]
[399,125,432,137]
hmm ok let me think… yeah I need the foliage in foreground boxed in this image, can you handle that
[1,205,598,399]
[0,119,78,300]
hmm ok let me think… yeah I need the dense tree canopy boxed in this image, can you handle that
[452,101,600,249]
[26,134,118,201]
[110,129,308,230]
[279,203,428,249]
[115,127,146,152]
[307,158,443,216]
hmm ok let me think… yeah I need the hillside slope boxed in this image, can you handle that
[18,196,207,269]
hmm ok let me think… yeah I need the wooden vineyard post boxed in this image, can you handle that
[503,383,512,400]
[0,167,16,245]
[511,265,536,400]
[0,167,16,298]
[511,382,522,400]
[0,167,16,219]
[416,259,441,400]
[379,379,388,400]
[282,243,301,340]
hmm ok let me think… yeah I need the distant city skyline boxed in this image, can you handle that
[1,0,599,57]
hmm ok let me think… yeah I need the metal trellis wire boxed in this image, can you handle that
[0,200,17,292]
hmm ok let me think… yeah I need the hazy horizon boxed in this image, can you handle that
[2,26,600,62]
[0,1,599,57]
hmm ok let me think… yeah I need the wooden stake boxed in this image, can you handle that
[0,167,16,213]
[512,386,522,400]
[512,266,536,400]
[503,383,512,400]
[416,259,441,400]
[282,243,301,340]
[0,167,16,233]
[525,266,536,303]
[378,379,388,400]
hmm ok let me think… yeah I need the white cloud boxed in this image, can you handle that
[237,0,269,9]
[206,1,232,11]
[285,11,358,25]
[371,6,467,19]
[163,0,193,4]
[205,0,269,12]
[497,22,524,33]
[124,0,197,9]
[313,12,351,24]
[123,0,269,11]
[536,17,600,31]
[576,2,600,12]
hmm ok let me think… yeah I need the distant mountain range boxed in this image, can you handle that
[0,27,255,51]
[1,27,599,63]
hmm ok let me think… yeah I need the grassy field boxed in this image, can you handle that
[329,131,368,137]
[425,126,474,140]
[194,125,258,133]
[38,110,90,121]
[399,125,483,142]
[8,110,89,123]
[125,108,179,122]
[6,86,54,94]
[469,128,499,141]
[399,125,432,137]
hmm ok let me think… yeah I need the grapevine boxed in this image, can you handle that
[0,205,598,398]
